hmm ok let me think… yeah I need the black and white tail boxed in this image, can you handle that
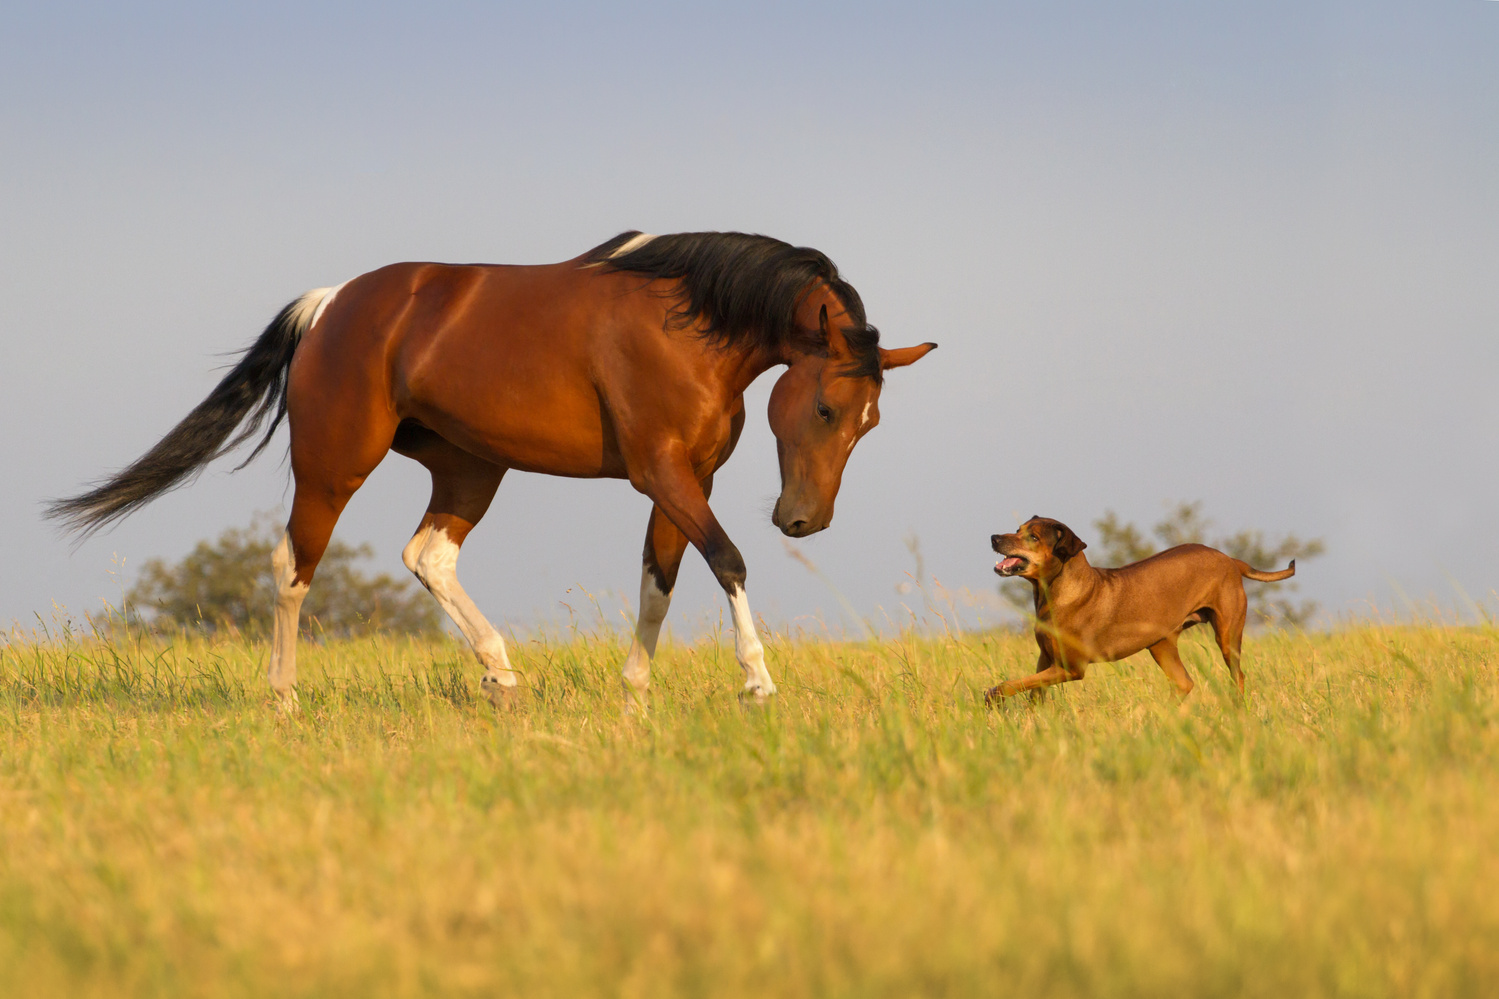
[46,287,339,539]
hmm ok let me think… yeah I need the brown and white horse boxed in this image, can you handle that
[51,232,936,707]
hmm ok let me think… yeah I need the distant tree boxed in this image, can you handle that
[126,513,442,636]
[1000,502,1325,628]
[1090,510,1157,564]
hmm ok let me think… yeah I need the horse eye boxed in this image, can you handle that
[816,402,834,424]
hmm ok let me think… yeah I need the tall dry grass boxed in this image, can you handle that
[1,615,1496,997]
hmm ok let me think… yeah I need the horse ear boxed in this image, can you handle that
[820,304,852,358]
[1052,522,1087,562]
[879,342,938,370]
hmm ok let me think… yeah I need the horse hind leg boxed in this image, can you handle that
[397,438,513,703]
[268,403,398,707]
[268,481,372,708]
[267,528,308,706]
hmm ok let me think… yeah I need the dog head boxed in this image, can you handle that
[992,516,1088,583]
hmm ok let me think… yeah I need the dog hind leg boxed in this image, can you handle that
[1210,593,1248,696]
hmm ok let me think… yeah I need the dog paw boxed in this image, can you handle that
[984,682,1026,705]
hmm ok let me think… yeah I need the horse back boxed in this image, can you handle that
[289,258,739,479]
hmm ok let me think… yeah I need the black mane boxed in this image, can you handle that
[584,231,882,381]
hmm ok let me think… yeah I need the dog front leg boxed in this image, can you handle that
[997,664,1084,697]
[1147,637,1195,699]
[1027,653,1056,703]
[986,653,1083,703]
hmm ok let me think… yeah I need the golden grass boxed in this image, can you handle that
[1,620,1497,997]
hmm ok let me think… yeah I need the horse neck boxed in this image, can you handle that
[710,334,831,398]
[718,341,792,396]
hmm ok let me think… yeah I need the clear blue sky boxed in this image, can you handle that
[4,2,1497,637]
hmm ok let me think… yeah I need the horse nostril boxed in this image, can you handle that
[788,519,809,536]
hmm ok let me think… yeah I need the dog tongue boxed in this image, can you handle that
[998,557,1023,572]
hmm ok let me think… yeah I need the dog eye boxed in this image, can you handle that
[816,402,834,424]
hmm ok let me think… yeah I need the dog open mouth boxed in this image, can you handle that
[994,555,1029,576]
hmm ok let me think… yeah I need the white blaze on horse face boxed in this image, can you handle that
[727,584,776,697]
[267,531,309,702]
[622,568,672,697]
[843,400,875,454]
[404,524,516,687]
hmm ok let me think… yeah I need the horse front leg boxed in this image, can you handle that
[725,573,776,701]
[621,498,695,708]
[640,459,776,702]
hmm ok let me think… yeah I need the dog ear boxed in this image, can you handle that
[1051,522,1087,562]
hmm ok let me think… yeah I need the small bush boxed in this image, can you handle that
[125,512,442,637]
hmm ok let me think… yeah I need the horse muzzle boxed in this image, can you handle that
[772,498,829,538]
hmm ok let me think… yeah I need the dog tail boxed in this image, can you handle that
[1238,559,1295,583]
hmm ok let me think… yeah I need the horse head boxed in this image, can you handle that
[768,290,935,538]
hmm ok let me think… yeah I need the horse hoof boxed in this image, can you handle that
[272,687,300,715]
[481,675,521,709]
[738,685,775,706]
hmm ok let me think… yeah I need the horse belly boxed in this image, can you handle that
[405,392,625,478]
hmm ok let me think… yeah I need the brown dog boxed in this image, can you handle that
[986,516,1295,701]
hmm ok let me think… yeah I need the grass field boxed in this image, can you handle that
[2,615,1497,997]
